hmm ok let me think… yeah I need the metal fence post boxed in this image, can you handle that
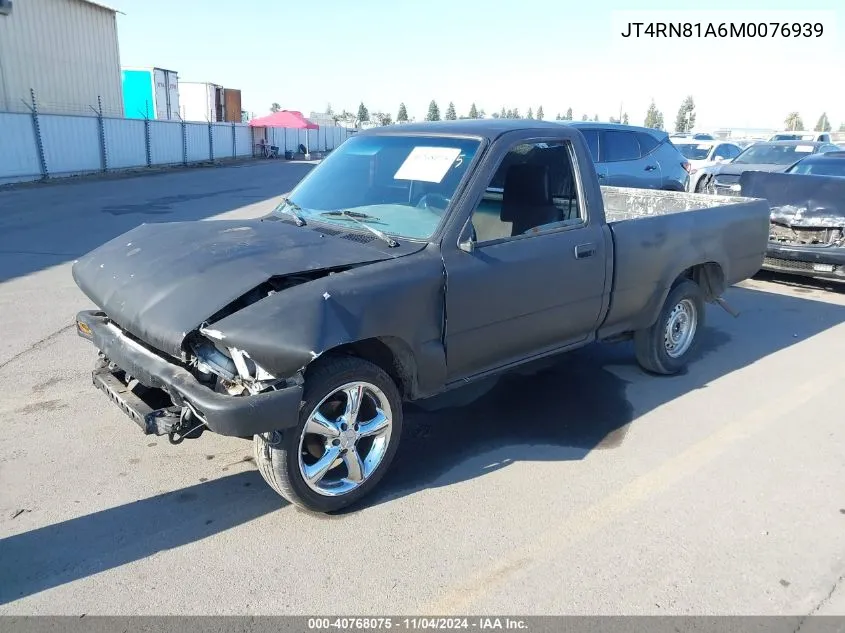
[208,120,214,162]
[179,114,187,166]
[231,122,236,158]
[91,95,107,172]
[27,89,49,179]
[250,124,256,157]
[144,115,152,167]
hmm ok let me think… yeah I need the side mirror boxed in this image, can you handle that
[458,224,476,253]
[715,156,725,162]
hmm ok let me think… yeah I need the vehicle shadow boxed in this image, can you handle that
[0,161,315,284]
[0,471,284,605]
[753,269,845,294]
[346,283,845,512]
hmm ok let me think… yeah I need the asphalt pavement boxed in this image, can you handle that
[0,161,843,616]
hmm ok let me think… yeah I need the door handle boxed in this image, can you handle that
[644,164,658,171]
[574,243,596,259]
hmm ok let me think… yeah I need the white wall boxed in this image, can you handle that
[0,110,353,184]
[0,0,123,116]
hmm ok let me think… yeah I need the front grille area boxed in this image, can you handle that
[769,223,840,246]
[763,257,840,274]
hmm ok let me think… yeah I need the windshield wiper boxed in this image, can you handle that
[274,197,307,226]
[320,210,383,222]
[325,210,399,247]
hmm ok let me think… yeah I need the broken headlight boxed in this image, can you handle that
[189,336,280,396]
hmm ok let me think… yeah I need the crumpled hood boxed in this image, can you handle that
[715,162,789,177]
[72,218,417,358]
[739,171,845,228]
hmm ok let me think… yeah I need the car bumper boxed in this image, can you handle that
[76,310,304,437]
[762,243,845,282]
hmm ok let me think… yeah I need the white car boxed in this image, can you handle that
[672,139,743,192]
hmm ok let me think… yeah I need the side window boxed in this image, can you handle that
[602,131,641,162]
[470,141,583,244]
[714,144,734,160]
[579,129,600,162]
[635,132,660,156]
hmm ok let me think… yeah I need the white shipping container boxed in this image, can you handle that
[153,68,180,121]
[179,82,223,123]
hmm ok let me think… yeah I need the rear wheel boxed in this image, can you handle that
[254,356,403,513]
[634,279,705,375]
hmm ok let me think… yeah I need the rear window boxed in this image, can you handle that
[636,132,660,156]
[676,143,711,160]
[603,131,640,162]
[579,129,599,162]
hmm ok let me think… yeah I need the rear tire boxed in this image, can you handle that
[254,355,403,513]
[634,279,705,375]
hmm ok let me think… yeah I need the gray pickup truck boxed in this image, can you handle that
[72,120,770,512]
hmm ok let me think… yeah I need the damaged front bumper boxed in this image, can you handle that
[76,310,304,438]
[762,243,845,281]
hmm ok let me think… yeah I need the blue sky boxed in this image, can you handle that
[108,0,844,131]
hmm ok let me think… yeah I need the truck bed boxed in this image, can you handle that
[598,186,771,338]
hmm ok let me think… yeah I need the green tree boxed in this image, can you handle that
[622,112,629,124]
[512,107,520,119]
[527,107,534,119]
[581,114,588,121]
[374,112,392,126]
[426,100,441,121]
[326,103,334,116]
[270,102,281,113]
[445,102,457,120]
[565,108,573,120]
[784,112,804,131]
[555,113,561,120]
[506,109,514,119]
[500,106,507,118]
[814,112,832,132]
[491,111,500,119]
[536,105,544,120]
[674,95,696,133]
[397,102,409,122]
[357,102,370,125]
[644,100,664,129]
[468,103,479,119]
[593,114,599,121]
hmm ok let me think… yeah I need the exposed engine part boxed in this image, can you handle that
[769,223,843,247]
[189,337,238,380]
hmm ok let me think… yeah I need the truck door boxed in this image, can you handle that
[442,137,609,381]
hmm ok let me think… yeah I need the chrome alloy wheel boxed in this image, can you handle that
[664,298,698,358]
[298,381,393,496]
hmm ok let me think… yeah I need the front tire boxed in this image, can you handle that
[254,356,403,513]
[634,279,705,375]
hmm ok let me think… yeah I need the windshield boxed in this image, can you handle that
[771,134,814,141]
[276,134,480,240]
[733,143,816,165]
[786,160,845,177]
[675,143,712,160]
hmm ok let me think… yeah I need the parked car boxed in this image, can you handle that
[769,131,832,143]
[566,122,691,191]
[741,169,845,282]
[72,119,770,512]
[701,140,841,195]
[672,139,744,192]
[783,150,845,177]
[670,132,716,141]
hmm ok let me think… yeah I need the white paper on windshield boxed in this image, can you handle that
[796,145,814,152]
[394,147,462,183]
[696,144,710,149]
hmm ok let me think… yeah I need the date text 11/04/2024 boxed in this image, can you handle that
[620,22,824,38]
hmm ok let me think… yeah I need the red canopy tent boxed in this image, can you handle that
[248,110,319,156]
[248,110,318,129]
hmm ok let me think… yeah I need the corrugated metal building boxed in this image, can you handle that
[0,0,123,116]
